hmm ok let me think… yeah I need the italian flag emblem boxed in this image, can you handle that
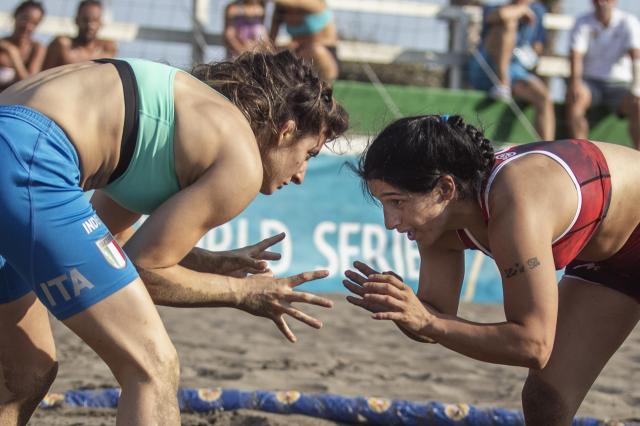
[95,234,127,269]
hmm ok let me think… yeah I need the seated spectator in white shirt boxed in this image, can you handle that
[566,0,640,149]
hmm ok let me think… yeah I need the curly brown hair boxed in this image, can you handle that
[191,49,348,149]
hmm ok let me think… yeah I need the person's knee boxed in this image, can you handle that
[522,372,574,426]
[114,338,180,391]
[534,88,553,109]
[490,19,518,35]
[2,358,58,404]
[145,340,180,389]
[565,98,588,118]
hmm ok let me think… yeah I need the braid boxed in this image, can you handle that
[352,114,495,201]
[462,122,495,176]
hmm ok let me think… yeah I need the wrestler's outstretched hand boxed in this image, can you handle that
[216,233,284,277]
[237,270,333,342]
[344,261,436,344]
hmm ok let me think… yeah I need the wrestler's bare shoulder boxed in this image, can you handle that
[172,71,261,188]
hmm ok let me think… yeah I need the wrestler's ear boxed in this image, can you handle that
[435,175,456,202]
[275,120,296,146]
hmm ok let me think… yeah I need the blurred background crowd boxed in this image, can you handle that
[1,0,639,147]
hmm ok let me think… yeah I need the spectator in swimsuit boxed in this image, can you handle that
[42,0,117,70]
[0,50,348,424]
[565,0,640,149]
[0,1,45,92]
[468,0,555,140]
[344,114,640,425]
[269,0,338,82]
[224,0,267,59]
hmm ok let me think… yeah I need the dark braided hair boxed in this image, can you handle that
[351,114,495,200]
[191,49,348,150]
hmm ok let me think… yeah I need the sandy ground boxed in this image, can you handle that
[30,295,640,425]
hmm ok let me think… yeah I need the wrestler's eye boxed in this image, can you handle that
[306,151,319,161]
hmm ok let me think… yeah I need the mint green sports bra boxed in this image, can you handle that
[102,58,181,215]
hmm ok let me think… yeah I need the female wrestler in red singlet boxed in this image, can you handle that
[344,114,640,425]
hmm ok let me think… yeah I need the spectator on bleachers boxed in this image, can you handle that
[0,1,45,92]
[565,0,640,149]
[468,0,555,140]
[43,0,116,70]
[269,0,338,82]
[224,0,267,59]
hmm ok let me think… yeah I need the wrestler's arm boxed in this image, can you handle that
[417,233,466,316]
[123,149,263,307]
[119,132,332,343]
[91,189,270,276]
[89,111,262,304]
[344,232,465,344]
[91,190,141,234]
[422,173,558,368]
[352,170,559,367]
[392,237,466,344]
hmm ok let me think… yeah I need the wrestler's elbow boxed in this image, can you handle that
[520,331,553,370]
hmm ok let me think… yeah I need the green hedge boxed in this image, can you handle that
[333,80,632,147]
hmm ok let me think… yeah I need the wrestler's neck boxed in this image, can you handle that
[444,198,487,232]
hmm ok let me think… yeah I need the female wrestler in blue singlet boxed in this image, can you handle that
[344,115,640,425]
[0,50,348,425]
[269,0,339,82]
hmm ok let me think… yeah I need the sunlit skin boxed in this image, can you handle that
[0,58,340,425]
[76,3,102,43]
[260,122,324,194]
[366,177,484,246]
[0,5,45,90]
[13,6,43,40]
[566,0,640,149]
[42,3,117,70]
[344,177,484,342]
[223,0,267,59]
[593,0,615,25]
[344,140,640,425]
[269,0,338,81]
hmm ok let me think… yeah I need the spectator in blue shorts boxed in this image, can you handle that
[565,0,640,149]
[468,0,555,140]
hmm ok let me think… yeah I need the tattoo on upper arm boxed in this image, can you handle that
[503,257,541,278]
